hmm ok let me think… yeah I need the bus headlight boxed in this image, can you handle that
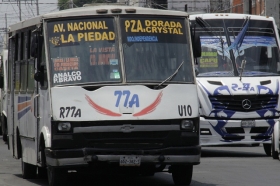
[181,120,194,131]
[58,122,71,131]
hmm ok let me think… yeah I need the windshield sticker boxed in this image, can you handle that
[199,52,218,68]
[53,57,80,71]
[200,36,230,58]
[127,36,158,42]
[110,70,120,79]
[53,71,82,83]
[110,59,118,65]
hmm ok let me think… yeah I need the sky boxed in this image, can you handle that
[0,0,59,45]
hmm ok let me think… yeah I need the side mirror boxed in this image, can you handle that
[195,66,199,76]
[192,35,201,58]
[190,23,201,58]
[0,76,3,89]
[0,64,3,88]
[34,71,43,82]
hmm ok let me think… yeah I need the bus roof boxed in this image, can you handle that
[189,13,275,21]
[9,5,189,32]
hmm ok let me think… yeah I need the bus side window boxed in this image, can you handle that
[20,32,27,93]
[15,34,20,94]
[27,30,35,93]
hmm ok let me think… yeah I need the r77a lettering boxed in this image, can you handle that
[60,106,81,118]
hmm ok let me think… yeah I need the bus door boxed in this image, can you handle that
[33,30,48,163]
[7,37,15,156]
[9,33,22,158]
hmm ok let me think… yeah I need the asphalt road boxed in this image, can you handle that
[0,137,278,186]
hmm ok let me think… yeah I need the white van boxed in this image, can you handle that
[190,13,280,156]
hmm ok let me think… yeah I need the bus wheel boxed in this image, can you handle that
[263,143,271,156]
[272,134,279,159]
[47,166,67,186]
[21,158,37,179]
[171,165,193,185]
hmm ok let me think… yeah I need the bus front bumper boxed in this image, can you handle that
[45,146,201,167]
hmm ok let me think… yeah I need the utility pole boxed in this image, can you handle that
[18,0,22,21]
[266,0,280,28]
[5,13,7,49]
[69,0,74,8]
[36,0,39,15]
[243,0,250,14]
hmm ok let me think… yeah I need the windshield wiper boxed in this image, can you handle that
[239,59,246,81]
[156,61,184,88]
[54,41,80,47]
[227,16,250,51]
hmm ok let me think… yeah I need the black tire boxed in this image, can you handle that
[272,134,279,159]
[0,120,2,135]
[172,165,193,185]
[263,143,272,156]
[21,158,37,179]
[38,167,48,179]
[2,133,7,142]
[47,166,67,186]
[38,139,47,179]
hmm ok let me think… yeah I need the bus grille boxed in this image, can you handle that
[83,131,169,141]
[209,95,278,112]
[83,131,169,149]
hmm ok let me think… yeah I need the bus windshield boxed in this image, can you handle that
[193,18,280,77]
[47,17,120,86]
[47,16,194,86]
[121,17,193,83]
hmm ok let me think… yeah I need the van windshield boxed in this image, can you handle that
[192,18,280,77]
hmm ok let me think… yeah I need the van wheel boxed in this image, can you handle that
[47,166,67,186]
[38,167,47,179]
[263,143,271,156]
[1,115,7,142]
[21,158,37,179]
[171,165,193,185]
[272,134,279,159]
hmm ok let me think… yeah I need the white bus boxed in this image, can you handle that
[3,5,200,186]
[0,49,8,141]
[189,13,280,155]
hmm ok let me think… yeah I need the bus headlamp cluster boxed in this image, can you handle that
[181,120,194,131]
[58,122,71,131]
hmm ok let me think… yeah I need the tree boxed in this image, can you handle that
[58,0,105,10]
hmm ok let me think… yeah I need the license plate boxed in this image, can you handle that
[241,120,256,128]
[120,156,141,166]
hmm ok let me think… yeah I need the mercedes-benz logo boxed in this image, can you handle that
[242,99,251,109]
